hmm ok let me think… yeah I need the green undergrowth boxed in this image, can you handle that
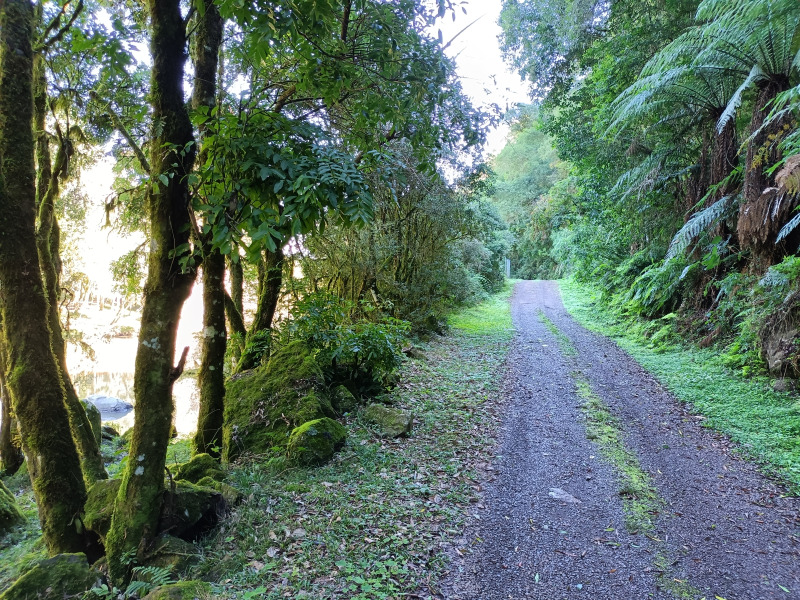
[572,373,663,534]
[193,283,515,599]
[560,278,800,494]
[539,311,576,356]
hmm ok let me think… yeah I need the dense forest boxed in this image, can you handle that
[0,0,798,598]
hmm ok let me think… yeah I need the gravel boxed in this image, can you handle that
[442,280,799,600]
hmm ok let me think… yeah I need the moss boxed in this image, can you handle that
[143,580,213,600]
[331,384,360,414]
[0,479,24,533]
[157,481,225,541]
[195,477,241,506]
[362,404,414,438]
[286,418,347,467]
[142,535,200,575]
[174,454,224,484]
[81,400,103,447]
[0,553,100,599]
[223,341,334,462]
[83,479,121,542]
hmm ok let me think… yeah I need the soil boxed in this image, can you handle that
[442,280,800,600]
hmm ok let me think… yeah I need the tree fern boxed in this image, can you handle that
[666,193,739,259]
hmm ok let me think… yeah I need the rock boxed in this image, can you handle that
[362,404,413,438]
[223,341,335,462]
[174,454,225,484]
[286,418,347,466]
[331,384,360,415]
[84,479,121,541]
[548,487,581,504]
[402,346,425,360]
[81,400,103,446]
[158,481,226,541]
[101,425,120,441]
[143,581,213,600]
[772,377,796,393]
[196,477,242,506]
[0,479,24,534]
[760,292,800,377]
[142,535,200,575]
[0,553,102,600]
[86,394,134,420]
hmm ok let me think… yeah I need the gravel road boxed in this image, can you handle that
[442,280,799,600]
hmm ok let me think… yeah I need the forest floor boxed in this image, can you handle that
[441,280,799,600]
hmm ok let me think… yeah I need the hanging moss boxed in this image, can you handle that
[223,341,334,462]
[0,479,24,533]
[174,453,224,484]
[286,418,347,466]
[0,553,100,600]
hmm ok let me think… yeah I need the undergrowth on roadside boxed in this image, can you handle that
[192,283,515,599]
[560,279,800,494]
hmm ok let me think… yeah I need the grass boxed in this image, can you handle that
[560,278,800,495]
[192,283,516,599]
[538,310,577,356]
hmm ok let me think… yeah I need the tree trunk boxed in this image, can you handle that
[236,246,283,372]
[0,0,92,556]
[226,253,245,363]
[33,57,106,482]
[192,0,225,458]
[105,0,197,582]
[0,343,24,476]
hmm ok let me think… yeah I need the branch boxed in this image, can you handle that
[90,91,151,174]
[341,0,352,42]
[169,346,190,384]
[39,0,85,52]
[273,84,297,114]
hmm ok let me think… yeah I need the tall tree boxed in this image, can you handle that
[0,0,94,556]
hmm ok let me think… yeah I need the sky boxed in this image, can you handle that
[436,0,531,157]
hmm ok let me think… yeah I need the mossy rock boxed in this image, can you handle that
[174,454,225,484]
[83,479,121,541]
[223,341,335,462]
[101,425,120,441]
[286,418,347,467]
[142,535,200,575]
[196,477,242,506]
[331,384,360,415]
[143,580,213,600]
[158,481,226,541]
[0,479,24,533]
[362,404,413,438]
[0,553,101,599]
[81,400,103,446]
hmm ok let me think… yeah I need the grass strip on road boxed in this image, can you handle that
[560,279,800,495]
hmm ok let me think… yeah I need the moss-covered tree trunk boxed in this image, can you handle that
[105,0,197,582]
[192,0,226,458]
[0,0,92,555]
[33,57,107,483]
[0,344,24,476]
[237,247,283,372]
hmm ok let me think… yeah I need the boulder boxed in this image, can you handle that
[85,394,133,420]
[331,384,360,415]
[0,479,24,534]
[0,553,101,600]
[142,535,200,575]
[223,341,334,462]
[143,581,213,600]
[772,377,797,393]
[83,479,121,541]
[174,454,225,484]
[101,425,120,441]
[195,477,242,506]
[81,400,103,446]
[286,418,347,466]
[158,481,226,541]
[362,404,413,438]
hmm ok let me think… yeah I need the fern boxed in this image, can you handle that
[122,565,175,598]
[776,210,800,243]
[666,193,738,259]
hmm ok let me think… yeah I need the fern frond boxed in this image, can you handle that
[717,64,765,133]
[666,193,738,259]
[776,210,800,243]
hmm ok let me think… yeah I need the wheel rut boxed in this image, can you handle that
[442,280,799,600]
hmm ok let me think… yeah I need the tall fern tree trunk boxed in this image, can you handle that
[33,56,106,483]
[0,0,92,555]
[106,0,197,582]
[192,0,226,458]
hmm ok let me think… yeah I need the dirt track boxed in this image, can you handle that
[442,280,799,600]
